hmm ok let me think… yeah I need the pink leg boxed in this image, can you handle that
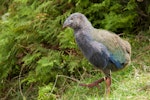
[79,76,111,95]
[79,77,106,88]
[105,76,111,95]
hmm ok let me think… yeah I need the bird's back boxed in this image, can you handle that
[91,29,131,70]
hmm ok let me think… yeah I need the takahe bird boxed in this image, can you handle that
[63,13,131,95]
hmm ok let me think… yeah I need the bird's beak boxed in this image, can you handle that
[63,19,73,29]
[63,19,69,29]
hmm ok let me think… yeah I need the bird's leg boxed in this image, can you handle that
[79,77,106,88]
[105,76,111,95]
[79,76,111,95]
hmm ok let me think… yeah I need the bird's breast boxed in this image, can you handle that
[75,33,93,59]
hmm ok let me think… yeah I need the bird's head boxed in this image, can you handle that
[63,13,92,30]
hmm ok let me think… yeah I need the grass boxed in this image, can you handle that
[56,31,150,100]
[58,68,150,100]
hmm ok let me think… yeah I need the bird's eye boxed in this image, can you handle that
[70,17,73,20]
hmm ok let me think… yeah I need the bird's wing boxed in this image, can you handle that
[88,41,110,68]
[89,41,123,69]
[91,29,131,67]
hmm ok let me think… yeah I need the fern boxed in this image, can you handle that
[0,0,149,99]
[38,83,56,100]
[58,28,76,49]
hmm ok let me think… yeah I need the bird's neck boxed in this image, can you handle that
[74,25,94,34]
[74,27,94,44]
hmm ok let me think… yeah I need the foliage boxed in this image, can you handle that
[0,0,149,99]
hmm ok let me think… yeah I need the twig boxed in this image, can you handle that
[19,66,26,100]
[50,75,80,95]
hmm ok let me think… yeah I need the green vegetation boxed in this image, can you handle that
[0,0,149,99]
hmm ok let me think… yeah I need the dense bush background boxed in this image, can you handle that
[0,0,149,99]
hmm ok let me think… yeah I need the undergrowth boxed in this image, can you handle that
[0,0,149,99]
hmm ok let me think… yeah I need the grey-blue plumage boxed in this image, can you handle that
[63,12,131,94]
[75,29,111,71]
